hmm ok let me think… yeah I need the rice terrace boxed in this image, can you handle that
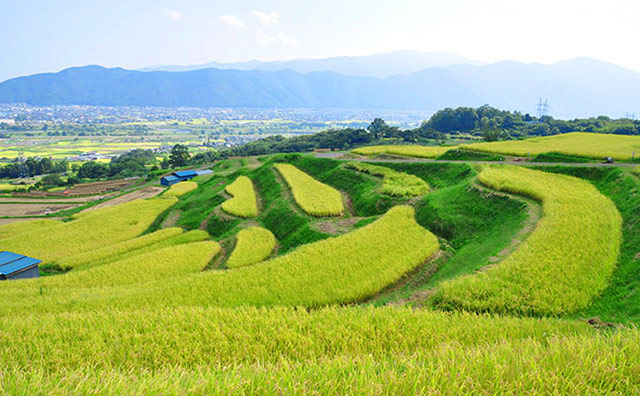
[3,1,640,394]
[1,125,640,394]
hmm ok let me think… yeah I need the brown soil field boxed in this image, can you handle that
[0,203,80,216]
[13,178,139,198]
[0,196,96,203]
[83,186,164,212]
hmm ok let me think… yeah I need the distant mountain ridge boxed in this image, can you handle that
[1,57,639,118]
[140,50,484,78]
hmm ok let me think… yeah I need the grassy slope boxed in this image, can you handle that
[417,182,529,287]
[436,148,505,162]
[371,173,528,304]
[531,152,592,163]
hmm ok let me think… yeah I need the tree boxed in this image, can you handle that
[78,161,108,179]
[38,173,65,188]
[427,107,478,133]
[169,144,190,168]
[367,118,389,140]
[482,130,506,142]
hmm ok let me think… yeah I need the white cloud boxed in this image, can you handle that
[275,32,299,47]
[220,14,247,29]
[255,31,299,47]
[163,9,182,21]
[252,11,280,27]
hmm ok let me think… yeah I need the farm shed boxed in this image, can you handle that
[174,170,199,179]
[0,251,41,280]
[161,169,211,186]
[160,175,181,186]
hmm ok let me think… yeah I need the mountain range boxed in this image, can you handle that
[140,50,484,78]
[1,52,639,118]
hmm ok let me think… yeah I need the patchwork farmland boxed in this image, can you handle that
[2,133,640,394]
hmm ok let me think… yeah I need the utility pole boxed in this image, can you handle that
[536,98,549,119]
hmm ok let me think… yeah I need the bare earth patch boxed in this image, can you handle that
[162,211,182,228]
[312,217,362,235]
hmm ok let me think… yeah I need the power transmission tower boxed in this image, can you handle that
[624,113,636,120]
[536,98,549,119]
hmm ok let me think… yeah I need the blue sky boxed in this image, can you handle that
[2,0,639,82]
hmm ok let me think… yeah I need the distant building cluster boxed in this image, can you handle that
[67,152,109,161]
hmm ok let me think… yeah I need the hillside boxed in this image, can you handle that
[2,58,640,117]
[2,150,640,393]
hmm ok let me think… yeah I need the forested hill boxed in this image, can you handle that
[1,58,640,118]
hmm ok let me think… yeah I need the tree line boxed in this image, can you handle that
[2,105,639,187]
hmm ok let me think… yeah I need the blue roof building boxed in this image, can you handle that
[0,251,41,280]
[161,169,211,186]
[160,175,181,186]
[174,170,198,178]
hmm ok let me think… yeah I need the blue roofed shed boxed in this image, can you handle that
[0,251,41,280]
[174,170,198,178]
[161,169,204,186]
[160,175,181,186]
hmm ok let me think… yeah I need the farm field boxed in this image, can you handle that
[226,226,276,268]
[0,202,80,216]
[83,186,164,212]
[0,135,205,162]
[353,144,456,158]
[274,163,344,216]
[463,132,640,160]
[351,132,640,163]
[346,161,430,196]
[1,149,640,393]
[221,176,258,217]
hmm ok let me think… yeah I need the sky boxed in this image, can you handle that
[2,0,640,82]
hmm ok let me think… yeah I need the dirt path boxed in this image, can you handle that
[161,210,182,228]
[475,182,543,270]
[365,250,444,305]
[311,217,363,235]
[245,156,262,169]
